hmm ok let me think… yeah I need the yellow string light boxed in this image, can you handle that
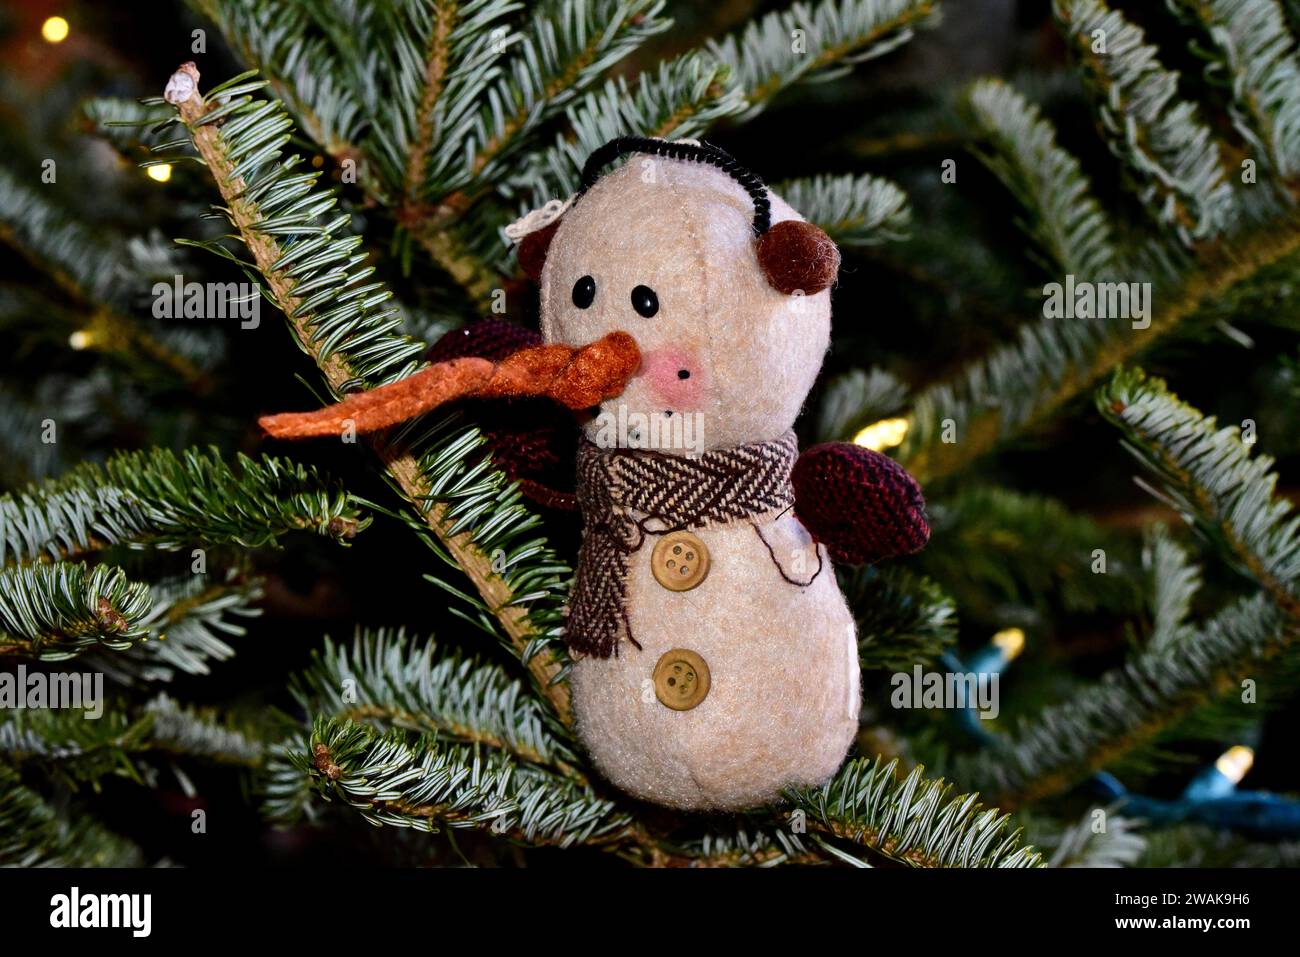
[852,416,909,452]
[41,16,70,44]
[68,330,94,350]
[991,627,1026,661]
[1214,745,1254,784]
[147,163,173,183]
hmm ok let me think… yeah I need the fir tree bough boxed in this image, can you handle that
[963,368,1300,805]
[164,63,579,721]
[0,563,152,660]
[787,757,1045,867]
[0,446,367,566]
[896,0,1300,483]
[295,718,629,847]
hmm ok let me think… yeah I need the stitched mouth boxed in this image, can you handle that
[259,332,641,439]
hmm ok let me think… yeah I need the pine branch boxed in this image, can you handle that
[786,756,1045,867]
[0,385,63,486]
[81,97,175,154]
[1042,807,1147,867]
[399,0,460,205]
[0,446,366,567]
[1169,0,1300,178]
[897,209,1300,483]
[190,1,514,305]
[186,1,938,314]
[513,51,746,207]
[203,0,671,201]
[290,629,579,776]
[1100,367,1300,610]
[90,573,260,684]
[1143,524,1203,651]
[0,167,208,385]
[142,693,267,766]
[814,367,909,442]
[961,368,1300,805]
[276,686,852,863]
[74,571,259,685]
[491,0,933,268]
[895,4,1300,482]
[294,719,630,848]
[0,764,142,867]
[845,565,957,671]
[920,486,1143,618]
[776,172,910,247]
[962,591,1289,806]
[1,693,265,789]
[656,823,825,867]
[370,0,520,203]
[187,0,367,160]
[707,0,941,120]
[166,66,574,723]
[445,0,673,197]
[1053,0,1237,247]
[0,562,152,660]
[967,77,1118,279]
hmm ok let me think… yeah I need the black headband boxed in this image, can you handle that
[578,136,773,235]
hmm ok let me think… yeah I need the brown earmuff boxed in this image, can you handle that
[756,220,841,295]
[517,219,560,282]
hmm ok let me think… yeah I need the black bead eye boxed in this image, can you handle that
[631,284,659,318]
[572,275,596,309]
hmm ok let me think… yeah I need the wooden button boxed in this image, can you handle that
[650,531,710,591]
[653,649,710,711]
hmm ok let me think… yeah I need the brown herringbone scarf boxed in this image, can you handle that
[567,430,799,658]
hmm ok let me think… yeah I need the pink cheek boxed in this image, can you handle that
[640,348,707,409]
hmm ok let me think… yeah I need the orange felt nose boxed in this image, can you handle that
[258,331,641,439]
[543,330,641,408]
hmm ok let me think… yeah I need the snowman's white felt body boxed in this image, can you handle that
[538,153,860,809]
[571,510,859,809]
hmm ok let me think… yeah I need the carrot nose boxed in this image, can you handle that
[259,331,640,439]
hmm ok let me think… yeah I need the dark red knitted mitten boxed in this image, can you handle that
[792,442,929,565]
[425,318,545,365]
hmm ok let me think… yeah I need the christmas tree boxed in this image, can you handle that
[3,0,1300,868]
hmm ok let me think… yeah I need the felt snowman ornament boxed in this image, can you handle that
[261,137,930,810]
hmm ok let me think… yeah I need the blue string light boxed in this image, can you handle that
[945,638,1300,839]
[940,628,1023,745]
[1091,765,1300,839]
